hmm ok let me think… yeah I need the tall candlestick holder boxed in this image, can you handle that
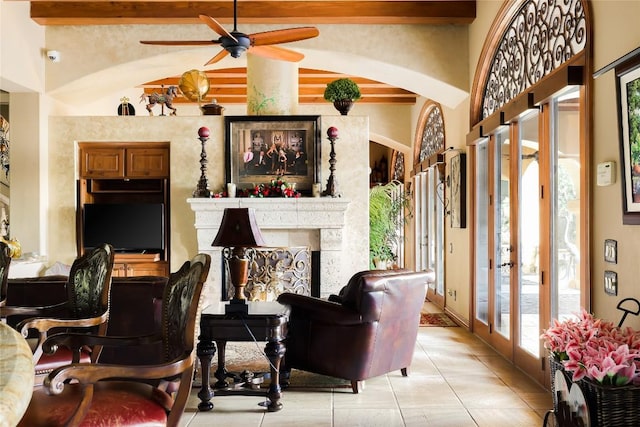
[323,126,341,197]
[193,126,212,197]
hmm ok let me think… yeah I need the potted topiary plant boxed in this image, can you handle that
[324,78,362,115]
[369,180,410,269]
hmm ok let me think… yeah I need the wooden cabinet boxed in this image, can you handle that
[77,142,170,277]
[80,147,124,178]
[112,254,169,277]
[79,143,169,179]
[126,148,169,178]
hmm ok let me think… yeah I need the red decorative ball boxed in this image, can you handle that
[198,127,210,138]
[327,127,339,138]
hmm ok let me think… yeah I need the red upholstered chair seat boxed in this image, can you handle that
[20,382,170,426]
[34,348,91,376]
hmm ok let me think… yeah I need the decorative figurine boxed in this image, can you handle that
[117,96,135,116]
[140,85,178,116]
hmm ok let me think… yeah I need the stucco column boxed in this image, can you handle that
[246,54,298,115]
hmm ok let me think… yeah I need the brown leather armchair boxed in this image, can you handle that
[276,269,434,393]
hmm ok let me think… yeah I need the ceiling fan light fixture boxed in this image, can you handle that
[229,45,248,58]
[222,34,251,58]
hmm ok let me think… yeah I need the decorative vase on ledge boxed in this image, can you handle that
[333,99,354,116]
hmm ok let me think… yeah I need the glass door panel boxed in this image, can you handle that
[494,129,511,339]
[518,111,541,357]
[414,173,427,271]
[475,140,489,325]
[552,88,582,321]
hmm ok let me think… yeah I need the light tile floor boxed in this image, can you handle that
[180,302,552,427]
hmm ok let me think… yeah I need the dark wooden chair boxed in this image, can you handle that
[0,243,115,384]
[0,241,11,307]
[277,269,433,393]
[18,253,211,427]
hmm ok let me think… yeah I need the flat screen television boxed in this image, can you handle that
[83,203,165,253]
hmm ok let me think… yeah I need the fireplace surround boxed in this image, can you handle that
[188,197,351,304]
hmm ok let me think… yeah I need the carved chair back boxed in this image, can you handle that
[66,243,115,320]
[0,241,11,306]
[162,253,211,363]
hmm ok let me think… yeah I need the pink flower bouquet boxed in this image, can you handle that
[541,310,640,386]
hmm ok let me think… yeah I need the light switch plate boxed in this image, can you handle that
[604,270,618,296]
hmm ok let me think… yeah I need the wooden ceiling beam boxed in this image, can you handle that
[29,1,476,25]
[156,96,417,105]
[141,65,418,105]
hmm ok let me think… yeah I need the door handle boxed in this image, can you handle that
[497,262,514,269]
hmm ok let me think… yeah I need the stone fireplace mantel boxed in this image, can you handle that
[188,197,351,303]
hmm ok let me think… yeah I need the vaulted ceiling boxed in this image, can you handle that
[27,1,476,105]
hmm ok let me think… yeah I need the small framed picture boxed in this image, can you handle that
[604,239,617,264]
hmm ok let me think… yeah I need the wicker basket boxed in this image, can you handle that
[577,379,640,426]
[550,356,640,426]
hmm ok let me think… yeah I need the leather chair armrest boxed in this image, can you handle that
[327,294,342,303]
[277,293,363,325]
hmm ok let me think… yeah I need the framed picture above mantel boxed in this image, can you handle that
[225,115,321,196]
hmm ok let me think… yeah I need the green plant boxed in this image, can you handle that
[369,180,410,268]
[323,78,362,102]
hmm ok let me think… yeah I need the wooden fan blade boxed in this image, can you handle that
[199,14,237,42]
[250,27,319,46]
[249,45,304,62]
[140,40,217,46]
[204,49,229,66]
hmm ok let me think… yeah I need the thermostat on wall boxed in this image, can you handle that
[597,161,616,186]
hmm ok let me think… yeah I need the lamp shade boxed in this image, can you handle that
[212,208,266,248]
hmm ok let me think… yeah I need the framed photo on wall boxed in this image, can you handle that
[225,115,321,195]
[616,52,640,224]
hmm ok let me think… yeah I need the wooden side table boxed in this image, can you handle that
[197,301,289,412]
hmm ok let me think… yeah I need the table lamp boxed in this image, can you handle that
[212,208,266,316]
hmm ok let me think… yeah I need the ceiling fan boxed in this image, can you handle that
[140,0,319,66]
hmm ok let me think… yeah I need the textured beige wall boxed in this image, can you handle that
[0,2,44,92]
[48,115,370,288]
[590,0,640,326]
[441,100,472,321]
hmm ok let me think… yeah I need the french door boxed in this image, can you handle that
[473,87,584,384]
[414,166,445,306]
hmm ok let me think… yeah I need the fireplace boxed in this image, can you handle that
[188,197,351,305]
[222,246,313,301]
